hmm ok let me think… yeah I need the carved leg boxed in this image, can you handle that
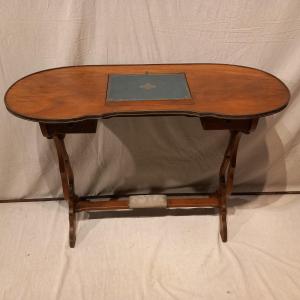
[53,135,77,248]
[217,131,242,242]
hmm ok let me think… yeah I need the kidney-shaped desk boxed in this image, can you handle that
[5,64,290,247]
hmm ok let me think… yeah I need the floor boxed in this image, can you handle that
[0,194,299,300]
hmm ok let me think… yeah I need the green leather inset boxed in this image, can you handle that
[107,73,191,101]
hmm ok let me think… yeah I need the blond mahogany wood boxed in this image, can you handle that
[5,64,289,122]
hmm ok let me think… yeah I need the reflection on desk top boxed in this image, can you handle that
[4,64,290,123]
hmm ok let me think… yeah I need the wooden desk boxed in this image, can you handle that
[5,64,290,247]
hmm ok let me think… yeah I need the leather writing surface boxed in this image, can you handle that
[107,73,191,101]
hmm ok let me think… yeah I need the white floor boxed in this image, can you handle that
[0,195,300,300]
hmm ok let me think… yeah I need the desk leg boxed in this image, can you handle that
[217,130,241,242]
[53,135,77,248]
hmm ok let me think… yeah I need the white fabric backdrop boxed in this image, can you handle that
[1,0,300,199]
[1,2,300,300]
[1,194,300,300]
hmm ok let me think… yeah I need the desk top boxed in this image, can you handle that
[4,64,290,123]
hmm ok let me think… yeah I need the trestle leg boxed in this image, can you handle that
[53,135,77,247]
[216,131,241,242]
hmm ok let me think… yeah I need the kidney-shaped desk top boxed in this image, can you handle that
[4,64,290,248]
[5,64,289,123]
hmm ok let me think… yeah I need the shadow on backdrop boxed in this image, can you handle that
[102,115,286,208]
[37,115,287,222]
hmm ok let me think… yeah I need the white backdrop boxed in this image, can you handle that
[1,2,300,300]
[1,0,300,199]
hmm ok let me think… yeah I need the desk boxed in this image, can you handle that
[4,64,290,247]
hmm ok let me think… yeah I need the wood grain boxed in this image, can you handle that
[5,64,290,122]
